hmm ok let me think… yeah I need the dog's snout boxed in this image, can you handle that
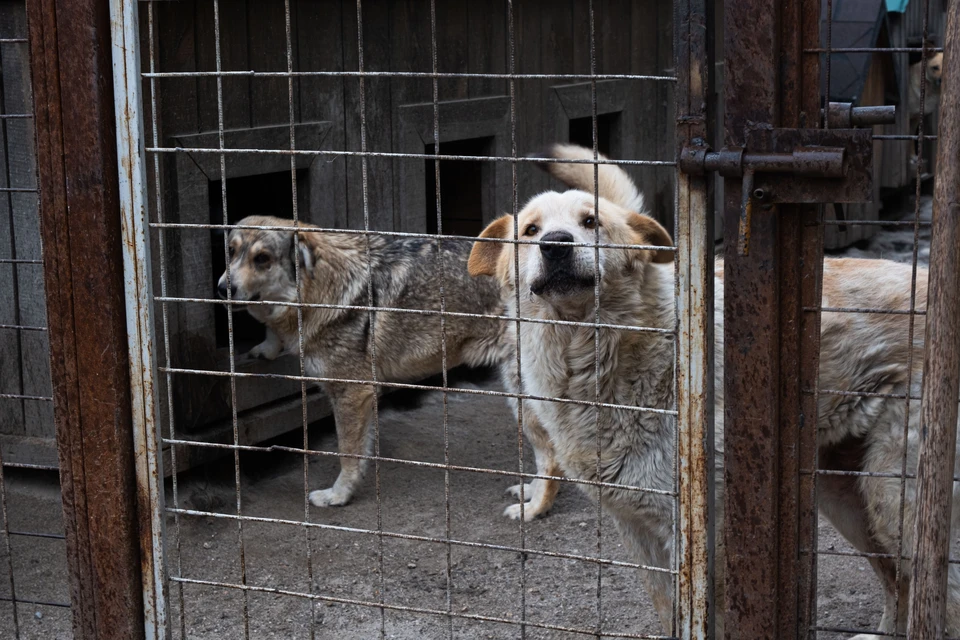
[540,231,574,261]
[217,280,237,299]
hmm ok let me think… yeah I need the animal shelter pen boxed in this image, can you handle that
[115,0,714,637]
[4,0,960,638]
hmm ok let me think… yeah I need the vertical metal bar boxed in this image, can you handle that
[587,1,604,637]
[722,0,822,635]
[426,2,455,637]
[108,0,167,636]
[505,2,527,638]
[777,0,822,637]
[211,0,251,634]
[675,0,714,636]
[281,1,316,637]
[27,0,147,636]
[907,1,960,635]
[721,0,781,635]
[145,2,187,636]
[352,2,387,636]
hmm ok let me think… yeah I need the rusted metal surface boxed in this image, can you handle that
[906,0,960,635]
[675,0,714,635]
[744,128,872,202]
[680,144,847,178]
[26,0,146,637]
[721,0,781,633]
[823,103,896,128]
[720,0,825,634]
[109,0,167,636]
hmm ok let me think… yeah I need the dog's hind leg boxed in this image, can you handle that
[504,411,563,521]
[309,382,377,507]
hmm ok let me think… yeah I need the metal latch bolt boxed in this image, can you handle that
[679,102,895,255]
[679,145,847,255]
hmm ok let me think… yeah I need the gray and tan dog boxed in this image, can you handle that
[217,216,562,517]
[469,143,959,638]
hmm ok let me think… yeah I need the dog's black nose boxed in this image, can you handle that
[217,281,237,299]
[540,231,574,261]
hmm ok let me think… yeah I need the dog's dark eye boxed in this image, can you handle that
[583,216,597,229]
[524,224,539,237]
[254,253,270,265]
[228,246,236,258]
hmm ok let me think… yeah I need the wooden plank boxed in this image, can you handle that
[907,6,960,631]
[195,0,251,134]
[296,0,347,229]
[513,0,544,198]
[631,1,663,219]
[0,24,22,438]
[0,434,58,468]
[435,1,469,100]
[156,0,199,137]
[389,0,432,233]
[248,0,297,128]
[655,0,676,233]
[541,0,574,151]
[467,0,506,99]
[342,0,394,231]
[0,2,50,442]
[28,0,147,632]
[162,391,332,477]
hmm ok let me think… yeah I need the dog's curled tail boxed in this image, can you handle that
[534,143,645,213]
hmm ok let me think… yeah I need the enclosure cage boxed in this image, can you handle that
[2,0,960,638]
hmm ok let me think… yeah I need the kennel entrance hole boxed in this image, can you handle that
[425,136,493,237]
[568,112,619,158]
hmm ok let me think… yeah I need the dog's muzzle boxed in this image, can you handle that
[530,231,593,297]
[217,280,237,299]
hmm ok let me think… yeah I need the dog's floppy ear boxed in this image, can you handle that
[293,230,317,274]
[468,215,514,277]
[626,212,674,264]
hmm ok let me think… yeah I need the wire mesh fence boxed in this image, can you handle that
[133,0,706,638]
[808,0,953,637]
[0,1,72,637]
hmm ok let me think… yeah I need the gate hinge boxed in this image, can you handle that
[679,103,895,255]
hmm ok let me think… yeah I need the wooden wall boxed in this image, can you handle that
[141,0,676,466]
[0,0,54,467]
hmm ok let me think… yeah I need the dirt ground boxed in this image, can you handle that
[0,198,941,639]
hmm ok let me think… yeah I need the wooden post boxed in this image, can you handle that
[906,0,960,635]
[26,0,146,636]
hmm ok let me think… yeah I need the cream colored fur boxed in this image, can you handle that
[470,144,960,638]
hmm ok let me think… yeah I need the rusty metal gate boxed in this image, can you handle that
[16,0,960,637]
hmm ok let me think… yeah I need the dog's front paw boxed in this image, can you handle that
[309,488,351,507]
[503,502,542,522]
[506,482,535,499]
[248,340,281,361]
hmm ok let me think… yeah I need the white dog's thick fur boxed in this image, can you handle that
[468,143,960,638]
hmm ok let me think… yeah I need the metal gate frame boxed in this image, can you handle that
[103,0,717,639]
[715,0,960,638]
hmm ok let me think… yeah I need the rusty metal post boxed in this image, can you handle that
[26,0,147,637]
[906,0,960,636]
[721,0,822,636]
[675,0,715,636]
